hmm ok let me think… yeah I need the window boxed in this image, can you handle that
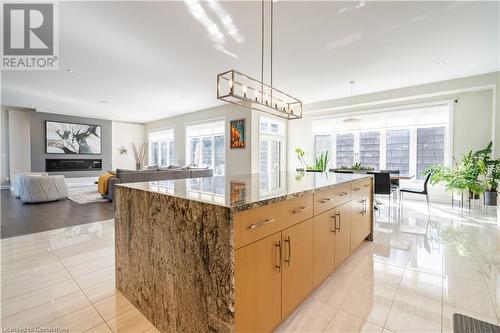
[186,120,225,175]
[359,131,380,170]
[417,127,445,179]
[386,129,410,175]
[312,103,450,179]
[336,133,354,168]
[314,135,332,161]
[149,129,175,167]
[259,117,285,191]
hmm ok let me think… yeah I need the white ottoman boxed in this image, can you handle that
[13,172,48,197]
[19,175,69,203]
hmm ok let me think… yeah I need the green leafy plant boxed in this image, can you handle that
[485,160,500,191]
[295,147,330,172]
[425,141,495,195]
[295,147,310,170]
[313,151,329,172]
[338,162,374,171]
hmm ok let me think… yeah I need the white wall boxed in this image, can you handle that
[8,109,31,182]
[112,121,145,170]
[1,107,10,186]
[146,104,255,175]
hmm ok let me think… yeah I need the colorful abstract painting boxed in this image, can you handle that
[230,119,245,149]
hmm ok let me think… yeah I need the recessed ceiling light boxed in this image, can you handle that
[99,101,109,104]
[437,61,445,66]
[393,79,400,83]
[66,69,74,73]
[469,63,477,67]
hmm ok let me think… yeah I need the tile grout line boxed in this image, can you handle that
[474,241,500,324]
[47,234,116,333]
[381,204,415,331]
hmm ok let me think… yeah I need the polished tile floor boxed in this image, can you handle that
[1,199,498,332]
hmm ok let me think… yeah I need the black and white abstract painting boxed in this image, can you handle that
[46,121,102,154]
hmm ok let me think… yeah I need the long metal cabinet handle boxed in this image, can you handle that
[330,213,337,233]
[284,236,291,265]
[320,198,334,204]
[336,212,341,231]
[358,199,365,215]
[248,218,274,230]
[275,241,281,272]
[293,206,310,214]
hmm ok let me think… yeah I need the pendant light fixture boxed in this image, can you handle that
[343,80,361,130]
[216,0,302,120]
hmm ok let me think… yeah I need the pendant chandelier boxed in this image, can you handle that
[216,0,302,120]
[343,81,361,130]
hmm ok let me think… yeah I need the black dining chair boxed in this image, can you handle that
[381,169,400,189]
[399,172,432,214]
[367,172,395,211]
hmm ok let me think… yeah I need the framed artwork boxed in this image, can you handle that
[230,119,245,149]
[230,181,246,205]
[45,121,102,154]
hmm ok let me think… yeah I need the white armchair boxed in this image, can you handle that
[19,175,68,203]
[13,172,48,197]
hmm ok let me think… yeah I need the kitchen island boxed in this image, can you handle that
[114,172,373,333]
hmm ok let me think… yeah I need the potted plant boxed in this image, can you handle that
[426,142,494,202]
[484,160,499,206]
[295,147,330,172]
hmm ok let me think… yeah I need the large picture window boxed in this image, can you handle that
[311,103,450,179]
[149,128,175,167]
[186,120,225,175]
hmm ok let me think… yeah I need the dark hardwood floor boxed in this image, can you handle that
[1,189,114,239]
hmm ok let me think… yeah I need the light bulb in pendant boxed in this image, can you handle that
[254,89,259,102]
[229,79,233,90]
[242,85,247,98]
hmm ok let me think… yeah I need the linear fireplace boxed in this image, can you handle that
[46,159,102,172]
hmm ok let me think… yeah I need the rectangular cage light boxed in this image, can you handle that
[217,70,303,120]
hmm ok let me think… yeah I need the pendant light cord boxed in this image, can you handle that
[270,0,273,89]
[261,0,264,84]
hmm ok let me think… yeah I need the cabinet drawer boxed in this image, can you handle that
[313,184,351,215]
[234,205,282,249]
[351,178,372,198]
[280,194,314,229]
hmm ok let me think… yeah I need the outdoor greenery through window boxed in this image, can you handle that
[148,128,175,167]
[312,103,450,179]
[186,120,225,175]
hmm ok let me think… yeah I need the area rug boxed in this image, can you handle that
[68,186,110,204]
[453,313,500,333]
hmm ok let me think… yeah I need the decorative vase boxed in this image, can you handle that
[135,163,142,171]
[484,191,498,206]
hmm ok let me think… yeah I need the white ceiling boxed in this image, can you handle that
[2,1,499,123]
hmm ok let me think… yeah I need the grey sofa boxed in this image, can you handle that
[103,168,213,200]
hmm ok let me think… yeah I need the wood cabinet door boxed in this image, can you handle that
[235,232,282,333]
[282,218,313,319]
[334,202,351,268]
[350,197,366,251]
[362,191,373,240]
[313,210,335,287]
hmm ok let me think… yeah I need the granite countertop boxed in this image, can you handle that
[118,172,372,212]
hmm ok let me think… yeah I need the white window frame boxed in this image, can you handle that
[185,118,226,175]
[258,114,286,194]
[259,115,285,172]
[148,128,175,167]
[311,100,453,181]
